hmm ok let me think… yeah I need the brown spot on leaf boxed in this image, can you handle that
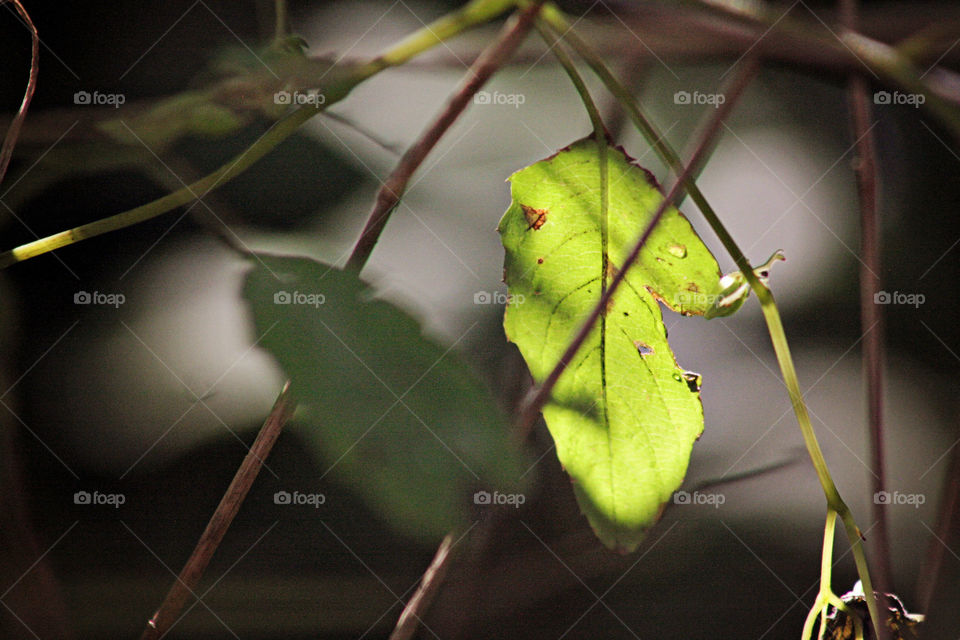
[521,204,548,230]
[537,257,544,264]
[634,341,654,356]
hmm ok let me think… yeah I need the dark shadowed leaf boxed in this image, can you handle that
[244,254,524,541]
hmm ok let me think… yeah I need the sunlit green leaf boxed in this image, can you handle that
[498,137,723,552]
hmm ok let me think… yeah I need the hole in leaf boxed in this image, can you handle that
[634,341,654,356]
[682,371,702,393]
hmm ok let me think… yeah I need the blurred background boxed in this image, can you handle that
[1,0,959,637]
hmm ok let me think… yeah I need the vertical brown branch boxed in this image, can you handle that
[345,3,544,272]
[139,382,296,640]
[0,0,39,188]
[840,0,894,606]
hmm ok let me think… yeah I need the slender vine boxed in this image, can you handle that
[802,510,862,639]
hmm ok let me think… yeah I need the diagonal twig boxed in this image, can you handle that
[388,533,455,640]
[139,382,296,640]
[345,3,545,272]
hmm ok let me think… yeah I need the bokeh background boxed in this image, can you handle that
[1,0,959,637]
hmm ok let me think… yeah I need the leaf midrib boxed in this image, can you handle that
[596,140,616,525]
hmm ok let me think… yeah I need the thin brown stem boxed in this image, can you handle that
[345,3,543,272]
[139,382,297,640]
[516,54,760,439]
[841,0,894,610]
[388,533,455,640]
[0,0,39,188]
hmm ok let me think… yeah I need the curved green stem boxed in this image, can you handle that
[0,106,314,268]
[537,2,883,633]
[534,21,606,141]
[802,510,864,640]
[356,0,515,76]
[0,0,514,269]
